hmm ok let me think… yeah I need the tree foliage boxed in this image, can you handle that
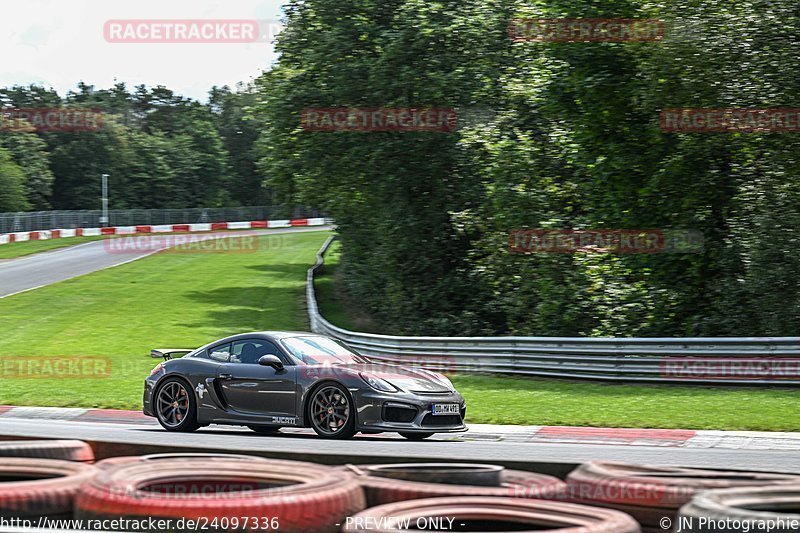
[0,147,29,212]
[0,82,263,212]
[257,0,800,336]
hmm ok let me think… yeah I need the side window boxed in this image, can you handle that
[231,340,283,365]
[209,343,232,362]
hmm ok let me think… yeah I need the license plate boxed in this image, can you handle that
[432,403,460,416]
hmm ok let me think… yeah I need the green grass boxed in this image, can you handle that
[0,236,104,259]
[314,241,800,432]
[0,230,331,409]
[0,228,299,260]
[453,375,800,431]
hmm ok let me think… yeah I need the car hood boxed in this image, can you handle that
[337,363,453,393]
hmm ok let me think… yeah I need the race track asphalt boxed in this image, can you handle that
[0,417,797,474]
[0,227,332,299]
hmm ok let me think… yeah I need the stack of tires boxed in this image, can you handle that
[0,458,97,521]
[561,461,800,532]
[0,440,97,521]
[339,463,640,532]
[0,440,95,463]
[343,496,642,532]
[676,485,800,532]
[77,455,365,532]
[341,462,567,505]
[0,440,365,532]
[2,439,800,533]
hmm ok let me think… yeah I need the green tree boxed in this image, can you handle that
[0,129,55,210]
[49,118,136,210]
[256,0,511,334]
[0,147,29,212]
[210,85,267,206]
[256,0,800,337]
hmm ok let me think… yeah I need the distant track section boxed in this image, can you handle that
[0,225,331,299]
[0,217,327,245]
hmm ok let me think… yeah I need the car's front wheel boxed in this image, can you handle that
[309,383,356,439]
[399,432,434,441]
[155,378,199,432]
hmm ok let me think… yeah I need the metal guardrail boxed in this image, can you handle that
[0,206,324,233]
[307,236,800,385]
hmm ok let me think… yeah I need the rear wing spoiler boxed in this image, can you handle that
[150,349,193,361]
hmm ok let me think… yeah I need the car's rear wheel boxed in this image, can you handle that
[309,383,356,439]
[155,378,199,432]
[399,432,434,441]
[248,425,282,435]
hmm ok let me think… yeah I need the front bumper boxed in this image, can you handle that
[352,388,467,434]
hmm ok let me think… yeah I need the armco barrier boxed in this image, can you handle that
[307,237,800,385]
[0,218,329,246]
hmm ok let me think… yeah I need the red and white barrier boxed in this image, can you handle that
[0,218,327,247]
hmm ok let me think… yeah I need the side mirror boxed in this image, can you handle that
[258,354,284,371]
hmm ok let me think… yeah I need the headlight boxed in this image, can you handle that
[360,373,398,393]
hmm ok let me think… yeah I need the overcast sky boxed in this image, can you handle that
[1,0,285,102]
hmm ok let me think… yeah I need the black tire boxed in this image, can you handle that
[0,440,94,463]
[248,425,282,435]
[76,458,365,533]
[343,464,567,507]
[154,377,199,432]
[678,485,800,532]
[399,432,434,440]
[96,453,321,471]
[564,461,800,529]
[0,458,97,518]
[307,382,356,439]
[343,497,639,533]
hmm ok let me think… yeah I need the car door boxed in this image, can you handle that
[217,339,297,417]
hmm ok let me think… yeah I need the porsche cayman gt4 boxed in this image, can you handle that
[143,331,467,439]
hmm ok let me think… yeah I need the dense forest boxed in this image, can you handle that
[259,0,800,338]
[2,0,799,338]
[0,82,265,212]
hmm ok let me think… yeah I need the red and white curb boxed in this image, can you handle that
[1,406,798,450]
[0,406,149,424]
[0,217,327,246]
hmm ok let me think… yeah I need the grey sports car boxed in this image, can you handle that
[143,331,467,439]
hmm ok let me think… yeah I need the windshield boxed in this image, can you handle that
[280,336,364,365]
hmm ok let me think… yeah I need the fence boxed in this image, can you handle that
[0,206,324,234]
[307,236,800,385]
